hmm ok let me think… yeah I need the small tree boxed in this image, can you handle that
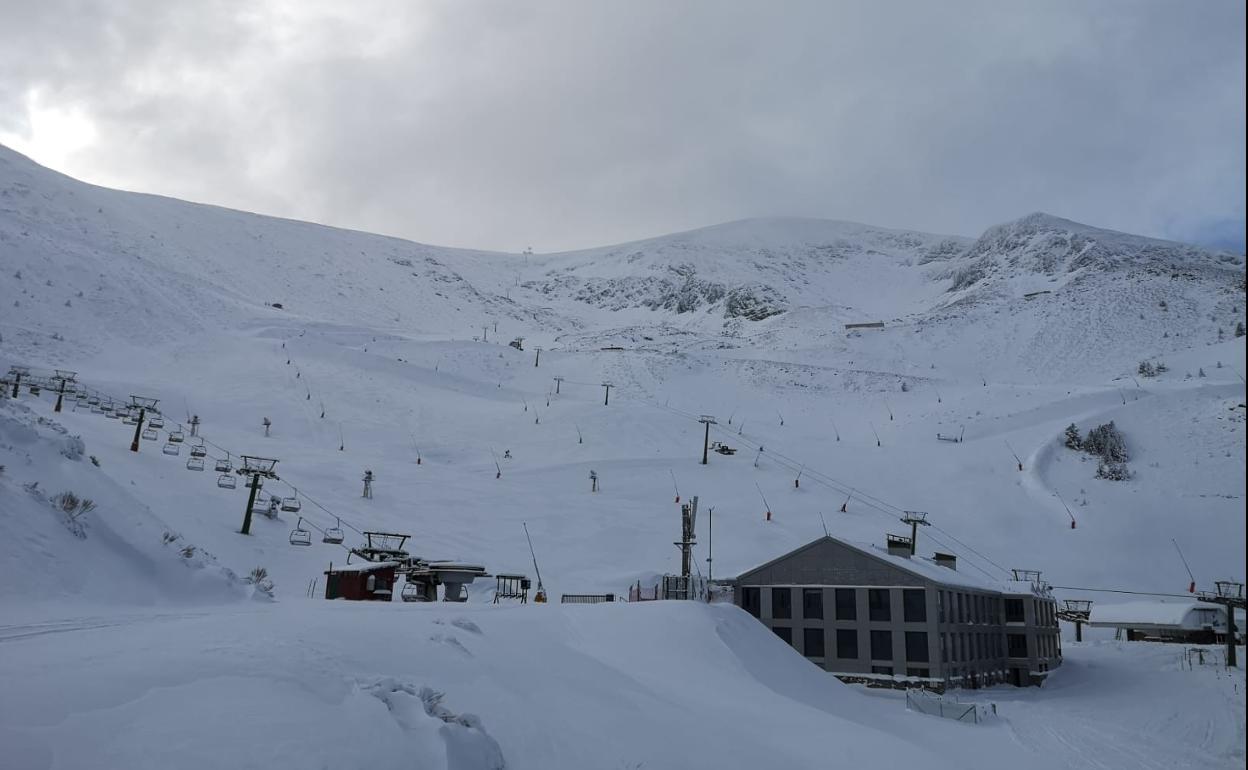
[1083,421,1129,463]
[1236,322,1245,338]
[1096,461,1132,481]
[1138,361,1156,377]
[1198,368,1207,377]
[1063,423,1082,450]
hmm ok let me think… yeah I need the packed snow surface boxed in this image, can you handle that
[1,143,1245,768]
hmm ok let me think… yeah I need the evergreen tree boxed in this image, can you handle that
[1063,423,1082,450]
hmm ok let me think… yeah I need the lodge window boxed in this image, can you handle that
[836,629,859,659]
[871,666,894,676]
[772,588,792,620]
[868,589,891,622]
[906,667,930,678]
[941,633,949,663]
[773,626,793,645]
[742,587,760,618]
[802,589,824,620]
[905,631,929,663]
[803,627,826,658]
[870,630,893,661]
[903,589,926,623]
[1005,598,1025,623]
[835,588,857,620]
[1007,633,1028,658]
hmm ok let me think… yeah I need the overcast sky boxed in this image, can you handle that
[1,1,1244,253]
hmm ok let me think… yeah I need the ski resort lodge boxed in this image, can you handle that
[732,535,1062,689]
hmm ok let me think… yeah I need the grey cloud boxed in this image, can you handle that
[1,0,1243,252]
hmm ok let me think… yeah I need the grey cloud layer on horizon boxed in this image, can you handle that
[1,0,1244,253]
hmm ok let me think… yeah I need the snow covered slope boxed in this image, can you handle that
[1,144,1245,768]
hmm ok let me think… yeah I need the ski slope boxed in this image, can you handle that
[1,143,1245,769]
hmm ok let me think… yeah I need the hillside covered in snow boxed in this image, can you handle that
[1,143,1244,769]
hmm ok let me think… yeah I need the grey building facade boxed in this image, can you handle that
[732,535,1061,688]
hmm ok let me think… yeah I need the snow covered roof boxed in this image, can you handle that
[849,541,1004,592]
[326,561,399,574]
[736,535,1027,595]
[1088,600,1226,629]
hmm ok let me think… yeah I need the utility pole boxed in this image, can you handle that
[900,511,930,555]
[554,376,564,394]
[237,456,279,535]
[699,415,717,464]
[534,347,541,368]
[51,369,77,412]
[128,396,160,452]
[1197,581,1245,668]
[602,382,612,406]
[706,505,714,602]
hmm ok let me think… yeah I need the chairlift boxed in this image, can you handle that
[90,404,105,414]
[280,496,302,513]
[190,444,207,458]
[123,414,139,425]
[322,517,344,545]
[168,431,185,443]
[149,416,165,429]
[76,397,89,408]
[217,473,237,489]
[142,427,159,441]
[29,384,41,396]
[215,457,233,473]
[289,518,312,547]
[162,442,180,456]
[186,457,205,472]
[87,396,101,406]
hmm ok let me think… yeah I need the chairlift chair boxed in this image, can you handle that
[217,473,237,489]
[149,416,165,429]
[186,457,205,472]
[322,518,344,545]
[76,397,89,408]
[190,444,207,459]
[29,384,41,396]
[214,457,233,473]
[87,396,100,406]
[280,496,301,513]
[90,404,104,414]
[162,442,180,456]
[168,431,185,443]
[142,427,159,441]
[289,518,312,547]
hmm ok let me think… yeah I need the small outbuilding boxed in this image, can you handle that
[1088,600,1230,643]
[324,561,398,601]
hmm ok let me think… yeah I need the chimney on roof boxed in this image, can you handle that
[886,533,913,558]
[934,552,957,570]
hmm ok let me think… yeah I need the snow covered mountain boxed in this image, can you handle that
[1,144,1244,769]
